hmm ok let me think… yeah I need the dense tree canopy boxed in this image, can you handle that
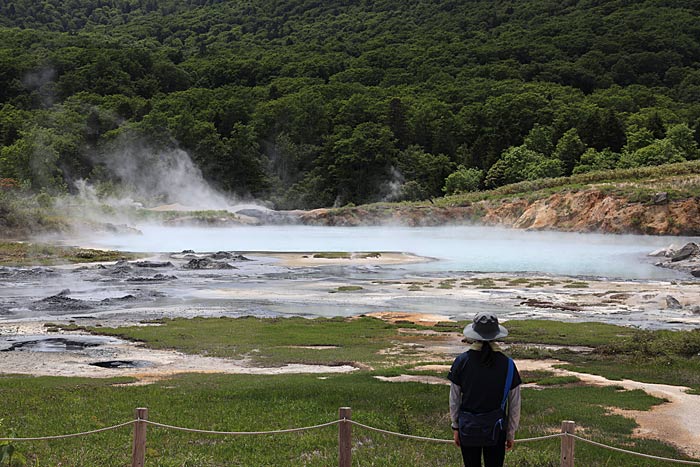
[1,0,699,207]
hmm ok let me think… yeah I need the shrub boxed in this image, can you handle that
[618,139,686,168]
[484,146,563,188]
[443,165,483,194]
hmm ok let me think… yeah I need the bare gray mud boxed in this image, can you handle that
[1,249,699,332]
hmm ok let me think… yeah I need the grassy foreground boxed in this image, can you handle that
[1,318,699,466]
[0,372,683,467]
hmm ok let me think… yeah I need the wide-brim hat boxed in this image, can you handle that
[463,312,508,341]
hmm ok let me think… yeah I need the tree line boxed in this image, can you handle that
[0,0,699,208]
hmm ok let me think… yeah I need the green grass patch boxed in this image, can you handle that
[72,316,414,367]
[525,280,560,287]
[557,354,700,392]
[82,317,700,390]
[503,277,562,288]
[311,251,382,260]
[0,241,134,266]
[504,320,639,347]
[518,370,580,386]
[460,277,499,288]
[312,252,351,259]
[506,321,700,391]
[64,315,700,394]
[562,281,589,288]
[356,252,382,258]
[566,327,700,390]
[330,285,364,293]
[129,208,241,223]
[507,278,531,286]
[537,375,581,386]
[520,369,557,384]
[430,160,700,207]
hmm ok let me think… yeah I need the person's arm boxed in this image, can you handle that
[449,382,461,446]
[449,382,461,428]
[506,385,521,448]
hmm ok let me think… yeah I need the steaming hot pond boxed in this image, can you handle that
[1,225,697,330]
[89,225,693,280]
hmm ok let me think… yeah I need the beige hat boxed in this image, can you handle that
[463,312,508,341]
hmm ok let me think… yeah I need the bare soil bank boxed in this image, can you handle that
[300,189,700,236]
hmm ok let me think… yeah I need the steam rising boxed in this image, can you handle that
[98,141,232,211]
[381,166,405,202]
[50,136,270,230]
[22,67,56,107]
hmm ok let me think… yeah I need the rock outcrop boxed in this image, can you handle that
[182,258,236,270]
[653,242,700,276]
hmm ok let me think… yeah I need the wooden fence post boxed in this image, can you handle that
[338,407,352,467]
[132,407,148,467]
[560,420,576,467]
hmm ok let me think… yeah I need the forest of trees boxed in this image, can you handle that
[0,0,699,208]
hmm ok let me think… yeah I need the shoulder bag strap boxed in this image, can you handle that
[500,358,514,411]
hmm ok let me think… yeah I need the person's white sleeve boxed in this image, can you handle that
[506,385,521,441]
[449,382,461,429]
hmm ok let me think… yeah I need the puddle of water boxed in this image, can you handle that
[89,360,152,369]
[0,335,123,352]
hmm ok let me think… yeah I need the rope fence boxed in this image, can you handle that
[0,420,134,442]
[347,419,453,444]
[1,408,699,466]
[514,432,566,443]
[143,418,341,435]
[570,433,700,465]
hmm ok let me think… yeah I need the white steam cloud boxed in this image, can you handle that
[381,166,405,202]
[50,137,271,233]
[22,67,57,107]
[100,142,232,211]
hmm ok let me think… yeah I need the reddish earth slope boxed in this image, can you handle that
[300,190,700,236]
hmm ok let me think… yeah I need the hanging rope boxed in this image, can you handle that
[569,434,700,465]
[348,420,568,444]
[142,418,340,435]
[516,433,566,443]
[348,419,453,444]
[0,420,135,441]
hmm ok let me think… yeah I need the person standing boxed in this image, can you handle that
[448,312,522,467]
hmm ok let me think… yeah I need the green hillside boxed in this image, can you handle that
[0,0,699,209]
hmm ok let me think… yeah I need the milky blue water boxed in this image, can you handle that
[85,225,696,280]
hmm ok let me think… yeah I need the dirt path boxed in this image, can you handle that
[517,359,700,459]
[387,359,700,459]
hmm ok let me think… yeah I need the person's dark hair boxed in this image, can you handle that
[479,340,494,367]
